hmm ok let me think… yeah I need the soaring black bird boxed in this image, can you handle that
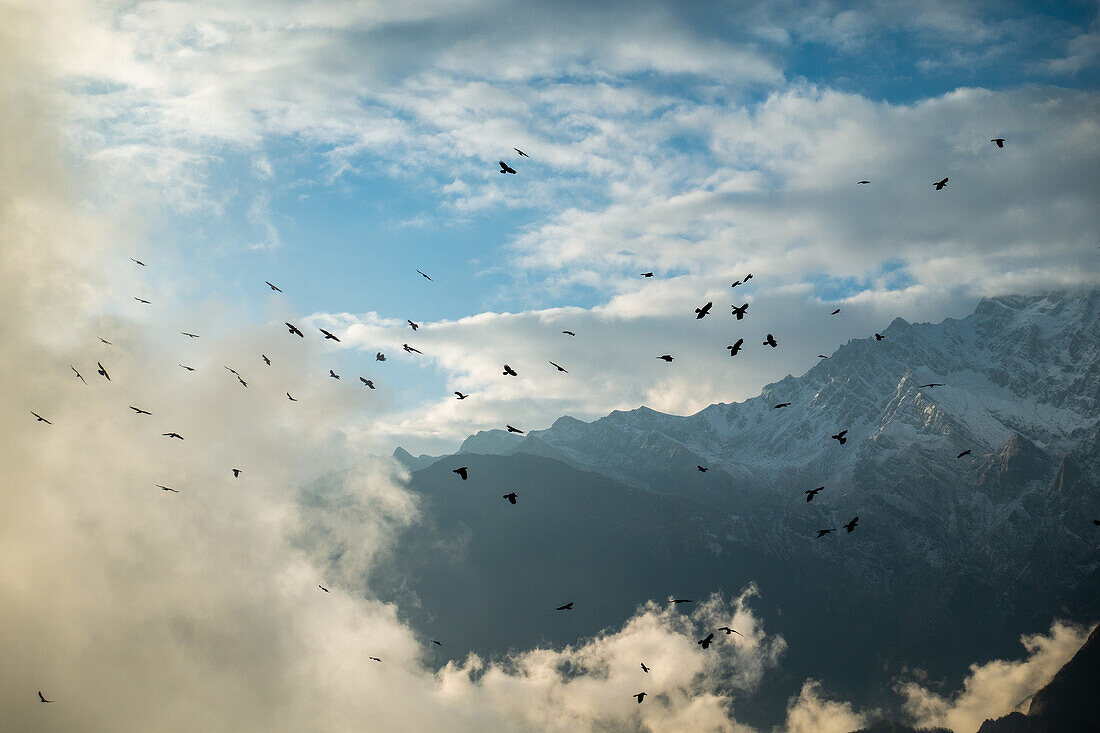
[432,639,442,646]
[640,272,654,277]
[97,362,110,381]
[857,180,870,184]
[503,492,517,504]
[831,430,848,445]
[181,332,200,338]
[844,516,859,533]
[957,449,972,458]
[657,354,674,362]
[129,406,152,415]
[698,633,715,649]
[640,663,650,673]
[162,432,184,440]
[670,598,693,604]
[403,344,422,354]
[376,352,386,361]
[774,402,791,408]
[453,467,469,480]
[1094,520,1100,526]
[455,391,468,399]
[130,257,146,266]
[933,177,949,190]
[763,333,778,348]
[556,602,574,611]
[991,138,1005,148]
[98,337,112,345]
[30,411,52,424]
[549,361,568,373]
[514,148,528,157]
[875,333,884,341]
[319,328,340,342]
[369,657,382,663]
[157,485,178,492]
[805,486,824,502]
[262,355,271,366]
[506,425,524,434]
[266,281,283,292]
[718,626,741,635]
[634,692,646,704]
[285,322,304,337]
[695,301,713,319]
[237,376,247,387]
[360,377,375,389]
[818,355,828,359]
[562,330,576,336]
[817,528,835,537]
[499,160,517,174]
[697,466,708,472]
[744,273,753,281]
[71,366,86,384]
[417,269,432,281]
[728,339,744,356]
[408,320,419,331]
[225,366,241,377]
[329,370,340,380]
[287,393,297,401]
[38,691,53,703]
[319,585,329,592]
[831,309,841,315]
[232,469,242,477]
[918,383,944,388]
[134,297,151,304]
[503,364,518,376]
[730,279,742,288]
[179,364,195,371]
[731,303,748,320]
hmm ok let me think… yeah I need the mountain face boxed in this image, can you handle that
[359,290,1100,727]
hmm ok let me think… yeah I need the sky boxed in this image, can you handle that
[1,1,1098,730]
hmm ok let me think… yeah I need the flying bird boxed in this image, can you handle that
[179,364,195,371]
[503,492,517,504]
[857,180,870,184]
[455,391,468,399]
[453,467,469,480]
[933,177,949,190]
[514,148,529,157]
[657,354,674,362]
[670,598,693,604]
[232,469,241,477]
[98,337,112,345]
[287,393,297,401]
[285,322,304,337]
[744,273,753,281]
[360,377,375,389]
[640,663,650,673]
[71,366,86,384]
[416,270,432,281]
[266,281,283,292]
[498,160,517,174]
[162,432,184,440]
[556,602,574,611]
[844,516,859,533]
[731,303,748,320]
[730,280,742,288]
[918,383,944,388]
[763,333,778,348]
[991,138,1005,148]
[432,640,442,646]
[129,406,152,415]
[38,691,53,703]
[181,332,199,338]
[408,320,419,331]
[369,657,382,663]
[506,425,524,434]
[30,411,52,424]
[697,466,708,472]
[262,355,271,366]
[695,301,713,319]
[718,626,742,636]
[134,297,151,304]
[97,362,110,381]
[503,364,517,376]
[319,328,340,342]
[329,370,340,380]
[225,366,241,376]
[805,486,824,502]
[634,692,646,704]
[562,330,575,336]
[957,449,972,458]
[130,257,145,266]
[831,309,841,315]
[698,633,715,649]
[728,339,744,356]
[831,430,848,445]
[774,402,791,408]
[875,333,884,341]
[640,272,654,277]
[319,585,329,592]
[818,355,828,359]
[157,485,178,493]
[549,361,568,373]
[403,344,422,354]
[376,352,386,361]
[237,376,247,387]
[817,528,835,537]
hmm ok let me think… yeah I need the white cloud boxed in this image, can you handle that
[784,680,870,733]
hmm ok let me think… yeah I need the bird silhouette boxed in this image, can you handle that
[181,332,199,338]
[97,362,110,381]
[225,366,241,377]
[957,449,972,458]
[831,430,848,445]
[875,333,884,341]
[408,320,419,331]
[657,354,674,362]
[718,626,741,635]
[130,257,146,266]
[38,691,53,703]
[134,297,151,304]
[237,376,247,387]
[731,303,748,320]
[360,377,375,389]
[506,425,524,434]
[697,466,708,472]
[455,391,468,399]
[640,272,654,277]
[514,148,529,157]
[818,355,828,359]
[774,402,791,408]
[562,330,575,336]
[857,180,870,184]
[503,492,517,504]
[698,633,715,649]
[805,486,824,502]
[376,352,386,361]
[232,469,241,477]
[266,281,283,292]
[817,528,835,537]
[1094,520,1100,526]
[728,339,744,356]
[695,301,713,319]
[432,639,442,646]
[319,585,329,592]
[129,406,152,415]
[453,467,469,480]
[991,138,1005,148]
[179,364,195,371]
[844,516,859,533]
[416,270,433,282]
[329,370,340,380]
[30,411,52,424]
[262,355,271,366]
[549,361,568,373]
[634,692,646,703]
[285,322,304,337]
[744,273,753,281]
[369,657,382,663]
[98,337,112,345]
[162,432,184,440]
[640,663,650,673]
[319,328,340,342]
[730,279,742,288]
[670,598,693,604]
[556,602,574,611]
[918,383,944,388]
[933,177,949,190]
[71,366,86,384]
[157,485,178,492]
[503,364,518,376]
[498,160,517,174]
[763,334,778,348]
[287,393,297,401]
[831,309,841,315]
[403,344,422,354]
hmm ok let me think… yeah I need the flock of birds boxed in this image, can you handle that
[29,137,1045,708]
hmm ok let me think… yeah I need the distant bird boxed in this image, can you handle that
[130,257,145,266]
[129,406,152,415]
[98,337,112,345]
[157,485,178,493]
[134,297,151,304]
[369,657,382,663]
[556,602,574,611]
[360,377,375,389]
[498,160,517,174]
[670,598,693,604]
[718,626,742,636]
[329,370,340,380]
[403,344,422,354]
[549,360,568,373]
[857,180,870,184]
[731,303,748,320]
[453,467,469,480]
[844,516,859,533]
[506,425,524,434]
[875,333,884,341]
[181,332,199,338]
[417,269,432,281]
[831,309,841,315]
[744,273,753,281]
[319,585,329,592]
[728,339,744,356]
[225,366,241,376]
[831,430,848,445]
[991,138,1005,148]
[640,662,650,673]
[287,393,297,401]
[818,355,828,359]
[319,328,340,342]
[641,272,654,277]
[237,376,247,387]
[285,322,304,337]
[162,432,184,440]
[918,383,944,388]
[97,362,110,381]
[71,366,86,384]
[179,364,195,371]
[455,391,468,399]
[30,411,52,424]
[376,352,386,361]
[698,633,715,649]
[1094,520,1100,526]
[697,466,708,472]
[730,280,742,288]
[503,492,517,504]
[432,639,442,646]
[262,355,271,366]
[957,449,972,458]
[503,364,517,376]
[657,354,674,362]
[634,692,646,704]
[774,402,791,408]
[805,486,824,502]
[38,691,53,703]
[817,528,835,537]
[562,330,575,336]
[266,281,283,292]
[514,148,529,157]
[229,469,242,478]
[763,333,778,348]
[933,177,949,190]
[408,320,419,331]
[695,301,713,319]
